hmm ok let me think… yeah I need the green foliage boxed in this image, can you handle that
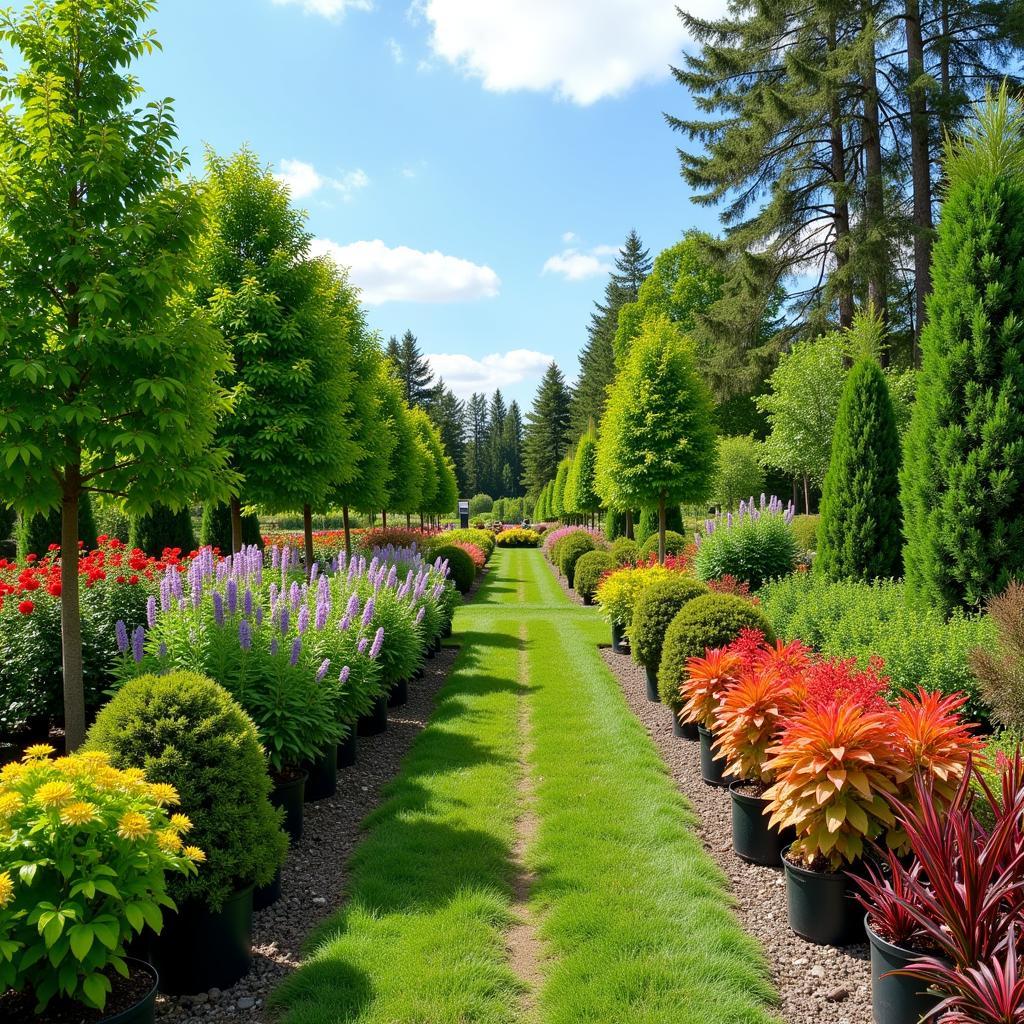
[657,595,774,709]
[199,503,262,553]
[603,506,630,541]
[442,528,495,560]
[694,510,798,589]
[611,537,640,566]
[573,551,617,603]
[635,504,683,545]
[432,545,476,594]
[375,374,424,516]
[468,493,494,516]
[87,671,287,912]
[817,356,902,581]
[551,458,571,521]
[629,575,710,671]
[558,532,597,588]
[639,530,688,560]
[597,316,717,558]
[901,90,1024,612]
[713,435,765,511]
[760,573,995,722]
[791,515,820,553]
[522,362,573,496]
[128,504,196,557]
[565,430,600,517]
[16,495,98,560]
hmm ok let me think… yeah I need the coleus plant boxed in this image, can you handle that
[679,647,743,730]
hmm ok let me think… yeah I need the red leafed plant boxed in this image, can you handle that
[763,700,903,869]
[679,647,743,729]
[853,847,933,949]
[803,654,889,713]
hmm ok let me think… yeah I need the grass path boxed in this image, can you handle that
[269,549,779,1024]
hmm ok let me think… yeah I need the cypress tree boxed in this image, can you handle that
[567,429,601,524]
[901,90,1024,611]
[17,495,98,560]
[817,357,902,581]
[551,459,571,522]
[129,504,198,557]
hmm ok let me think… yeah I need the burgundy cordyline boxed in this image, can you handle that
[131,626,145,664]
[369,627,384,660]
[115,619,129,654]
[239,618,252,652]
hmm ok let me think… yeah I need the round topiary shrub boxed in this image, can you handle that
[638,529,689,560]
[432,544,476,594]
[657,594,775,710]
[573,550,616,604]
[611,537,640,566]
[559,532,597,588]
[85,671,288,912]
[630,575,710,671]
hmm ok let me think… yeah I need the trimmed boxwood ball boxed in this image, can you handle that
[629,575,709,672]
[85,671,288,912]
[611,536,640,566]
[432,544,476,594]
[657,594,775,710]
[639,529,688,560]
[559,532,597,588]
[573,550,616,603]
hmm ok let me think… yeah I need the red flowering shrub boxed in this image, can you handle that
[453,542,486,572]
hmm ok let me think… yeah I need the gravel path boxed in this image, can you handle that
[156,644,459,1024]
[598,646,872,1024]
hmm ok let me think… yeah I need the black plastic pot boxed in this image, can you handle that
[426,645,436,660]
[304,742,338,802]
[582,593,593,606]
[730,783,792,866]
[866,917,943,1024]
[100,958,158,1024]
[644,665,660,702]
[337,728,357,768]
[698,725,729,786]
[270,770,307,844]
[152,886,254,994]
[782,846,864,945]
[672,715,688,738]
[253,865,282,911]
[388,678,408,708]
[611,622,626,654]
[357,695,389,737]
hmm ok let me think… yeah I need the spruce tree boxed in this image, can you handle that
[387,330,434,408]
[487,390,508,495]
[522,362,572,495]
[818,357,902,581]
[428,379,467,493]
[464,392,490,495]
[502,402,524,497]
[901,90,1024,611]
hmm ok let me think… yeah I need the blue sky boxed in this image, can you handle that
[139,0,722,407]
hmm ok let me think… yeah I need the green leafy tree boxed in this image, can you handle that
[566,428,601,525]
[0,0,235,748]
[551,458,571,521]
[410,407,445,525]
[522,362,572,495]
[428,379,467,493]
[597,316,717,562]
[196,148,360,564]
[713,435,766,511]
[17,497,98,561]
[375,373,423,525]
[818,357,902,581]
[902,90,1024,611]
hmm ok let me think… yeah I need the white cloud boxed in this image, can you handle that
[426,350,552,398]
[387,37,404,63]
[543,244,616,281]
[271,0,372,17]
[561,230,576,243]
[310,237,500,305]
[275,159,369,201]
[419,0,724,105]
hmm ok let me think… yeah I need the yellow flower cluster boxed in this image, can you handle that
[0,870,13,908]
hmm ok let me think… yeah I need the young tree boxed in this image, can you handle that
[375,373,423,526]
[902,90,1024,611]
[522,362,572,495]
[197,148,360,562]
[410,407,441,526]
[387,329,435,408]
[597,316,718,562]
[551,458,572,522]
[713,436,766,512]
[818,356,902,581]
[566,428,601,526]
[501,401,524,497]
[0,0,234,748]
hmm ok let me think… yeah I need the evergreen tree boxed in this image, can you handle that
[387,329,435,408]
[428,379,468,494]
[818,356,902,581]
[128,504,197,557]
[487,390,508,494]
[597,315,718,562]
[17,497,98,561]
[502,401,525,497]
[571,230,652,436]
[552,458,572,521]
[464,392,490,495]
[199,504,262,553]
[901,91,1024,611]
[566,428,601,524]
[375,373,424,523]
[522,362,573,495]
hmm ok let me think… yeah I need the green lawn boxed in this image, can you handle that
[269,548,779,1024]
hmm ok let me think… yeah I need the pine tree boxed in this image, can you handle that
[597,315,718,562]
[901,90,1024,611]
[522,362,572,495]
[387,330,434,408]
[463,392,490,495]
[571,230,652,436]
[487,390,508,495]
[818,356,902,581]
[428,379,467,494]
[502,401,524,497]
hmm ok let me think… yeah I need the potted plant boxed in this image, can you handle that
[0,744,201,1020]
[86,672,288,991]
[629,575,709,702]
[594,564,646,653]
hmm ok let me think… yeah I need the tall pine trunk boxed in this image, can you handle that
[828,17,854,329]
[303,503,314,577]
[61,466,85,751]
[861,10,888,324]
[230,495,243,554]
[342,504,352,560]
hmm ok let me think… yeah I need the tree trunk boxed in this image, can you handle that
[861,10,887,325]
[803,475,811,516]
[230,495,243,554]
[406,512,411,528]
[381,510,387,528]
[905,0,932,364]
[343,505,352,560]
[828,16,854,330]
[625,510,634,541]
[61,468,85,751]
[658,492,667,565]
[303,503,314,578]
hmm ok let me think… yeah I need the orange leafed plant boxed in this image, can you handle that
[679,647,743,729]
[763,701,904,869]
[713,667,805,784]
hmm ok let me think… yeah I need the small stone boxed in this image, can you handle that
[207,988,221,1000]
[825,987,850,1003]
[237,996,256,1010]
[192,993,209,1005]
[792,957,808,967]
[809,965,825,979]
[312,896,327,905]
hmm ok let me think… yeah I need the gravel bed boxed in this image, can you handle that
[156,643,460,1024]
[545,559,584,605]
[599,646,872,1024]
